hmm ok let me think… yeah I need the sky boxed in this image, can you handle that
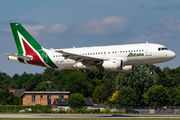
[0,0,180,76]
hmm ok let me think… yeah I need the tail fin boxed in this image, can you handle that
[10,23,42,56]
[8,23,57,68]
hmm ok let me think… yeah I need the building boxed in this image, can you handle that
[21,91,70,105]
[9,89,26,96]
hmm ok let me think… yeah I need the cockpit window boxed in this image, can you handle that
[158,47,168,51]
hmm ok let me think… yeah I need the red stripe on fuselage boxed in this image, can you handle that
[22,39,46,67]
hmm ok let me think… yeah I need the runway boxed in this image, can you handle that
[1,114,180,118]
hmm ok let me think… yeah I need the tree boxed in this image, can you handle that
[0,88,14,105]
[109,91,118,103]
[92,78,115,104]
[92,86,101,104]
[172,85,180,106]
[12,73,19,81]
[13,96,22,105]
[26,79,34,89]
[63,70,93,97]
[144,85,169,107]
[116,65,159,105]
[116,87,137,107]
[42,68,60,82]
[34,81,48,91]
[0,73,4,89]
[68,93,85,108]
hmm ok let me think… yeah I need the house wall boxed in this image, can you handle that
[22,93,69,106]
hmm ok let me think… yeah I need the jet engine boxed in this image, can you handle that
[102,59,123,71]
[121,65,134,73]
[102,59,134,73]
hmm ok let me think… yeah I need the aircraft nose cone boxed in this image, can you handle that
[169,51,176,59]
[172,51,176,58]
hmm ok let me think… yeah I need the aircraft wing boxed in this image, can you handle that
[55,50,108,66]
[5,54,32,61]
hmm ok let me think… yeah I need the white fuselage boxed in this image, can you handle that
[44,43,176,70]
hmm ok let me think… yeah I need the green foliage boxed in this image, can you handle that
[116,86,137,107]
[1,64,180,107]
[92,76,116,104]
[102,107,110,113]
[116,65,159,105]
[63,70,92,97]
[144,85,169,107]
[0,72,15,89]
[13,96,22,105]
[34,81,50,91]
[26,79,34,89]
[68,93,85,108]
[109,91,118,103]
[0,88,14,105]
[173,85,180,106]
[92,86,101,104]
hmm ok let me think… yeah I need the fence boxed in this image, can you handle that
[110,106,180,114]
[1,105,180,114]
[0,105,51,113]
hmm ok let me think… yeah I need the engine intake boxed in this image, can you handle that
[102,59,123,71]
[102,60,134,73]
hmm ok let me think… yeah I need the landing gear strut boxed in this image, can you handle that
[96,69,103,80]
[149,65,154,75]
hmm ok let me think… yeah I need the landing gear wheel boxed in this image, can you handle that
[88,72,95,79]
[149,71,154,75]
[96,73,103,80]
[149,65,154,75]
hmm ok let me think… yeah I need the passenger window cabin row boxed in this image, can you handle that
[81,49,144,56]
[53,49,144,57]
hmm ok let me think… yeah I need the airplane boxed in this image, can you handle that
[5,23,176,79]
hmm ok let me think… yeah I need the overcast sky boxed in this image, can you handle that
[0,0,180,76]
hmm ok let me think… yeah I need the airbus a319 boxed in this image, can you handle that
[5,23,176,79]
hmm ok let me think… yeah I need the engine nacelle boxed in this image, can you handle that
[73,62,86,68]
[102,59,134,73]
[102,60,123,71]
[121,65,134,73]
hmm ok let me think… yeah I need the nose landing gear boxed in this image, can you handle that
[149,65,154,75]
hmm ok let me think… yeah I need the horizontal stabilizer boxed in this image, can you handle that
[5,54,32,61]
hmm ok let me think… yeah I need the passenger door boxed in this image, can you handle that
[146,45,152,56]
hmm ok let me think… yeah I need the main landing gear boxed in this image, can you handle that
[88,69,103,80]
[88,72,95,79]
[149,65,154,75]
